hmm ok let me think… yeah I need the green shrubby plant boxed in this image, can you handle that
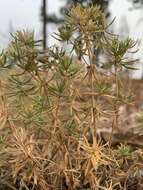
[0,4,140,190]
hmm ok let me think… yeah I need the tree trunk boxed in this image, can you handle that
[43,0,47,49]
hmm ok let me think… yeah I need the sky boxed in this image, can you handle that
[0,0,143,77]
[0,0,65,47]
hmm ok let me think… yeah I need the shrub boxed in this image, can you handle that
[0,4,140,190]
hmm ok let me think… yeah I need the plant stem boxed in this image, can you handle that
[114,62,119,130]
[87,42,97,145]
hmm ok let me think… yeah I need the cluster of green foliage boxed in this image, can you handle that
[44,0,143,26]
[0,4,142,190]
[46,0,109,24]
